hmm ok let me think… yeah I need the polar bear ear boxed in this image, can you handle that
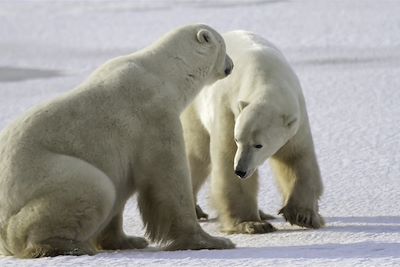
[282,114,298,128]
[197,29,213,44]
[238,101,249,112]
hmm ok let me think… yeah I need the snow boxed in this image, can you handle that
[1,0,399,266]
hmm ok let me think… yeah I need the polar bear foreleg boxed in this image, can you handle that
[210,109,275,234]
[137,126,234,250]
[271,144,324,229]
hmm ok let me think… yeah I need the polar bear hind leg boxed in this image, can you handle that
[5,154,116,258]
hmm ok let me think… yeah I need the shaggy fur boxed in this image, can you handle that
[182,30,324,234]
[0,24,235,258]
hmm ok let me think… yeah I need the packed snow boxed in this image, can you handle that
[0,0,399,266]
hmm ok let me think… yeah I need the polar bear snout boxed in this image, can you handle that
[234,167,255,179]
[234,150,256,179]
[224,67,232,76]
[224,56,234,76]
[234,169,247,178]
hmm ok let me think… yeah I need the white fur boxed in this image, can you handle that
[182,31,324,234]
[0,24,235,258]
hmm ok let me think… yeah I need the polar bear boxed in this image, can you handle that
[0,24,235,258]
[182,30,324,234]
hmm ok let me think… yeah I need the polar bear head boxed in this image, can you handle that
[192,25,234,83]
[233,101,299,179]
[151,24,233,86]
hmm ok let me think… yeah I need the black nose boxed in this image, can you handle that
[224,67,232,76]
[235,170,246,178]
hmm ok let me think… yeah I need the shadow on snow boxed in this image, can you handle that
[93,216,400,260]
[0,66,64,82]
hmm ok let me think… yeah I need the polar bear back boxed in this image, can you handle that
[195,31,304,134]
[223,30,281,58]
[223,31,301,92]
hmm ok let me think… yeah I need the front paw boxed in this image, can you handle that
[224,221,276,234]
[279,205,325,229]
[98,236,148,250]
[165,232,235,251]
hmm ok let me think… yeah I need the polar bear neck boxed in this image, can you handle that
[136,45,213,113]
[81,27,219,114]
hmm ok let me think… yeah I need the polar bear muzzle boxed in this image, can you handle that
[224,56,234,76]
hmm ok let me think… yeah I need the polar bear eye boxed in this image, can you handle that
[254,144,263,149]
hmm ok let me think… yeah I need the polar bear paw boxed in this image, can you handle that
[116,236,149,250]
[279,205,325,229]
[165,232,235,250]
[98,236,148,250]
[19,238,96,258]
[224,221,277,234]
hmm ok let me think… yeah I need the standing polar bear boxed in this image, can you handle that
[0,24,235,258]
[182,31,324,234]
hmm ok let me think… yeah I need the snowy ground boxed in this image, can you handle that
[1,0,400,266]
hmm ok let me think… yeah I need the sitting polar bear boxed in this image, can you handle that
[0,24,235,258]
[182,31,324,234]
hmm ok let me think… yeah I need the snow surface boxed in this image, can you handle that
[1,0,399,266]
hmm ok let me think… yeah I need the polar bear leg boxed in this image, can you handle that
[7,154,115,258]
[210,108,275,234]
[96,212,148,250]
[137,166,234,250]
[182,105,211,220]
[137,127,234,250]
[271,142,324,229]
[212,169,276,234]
